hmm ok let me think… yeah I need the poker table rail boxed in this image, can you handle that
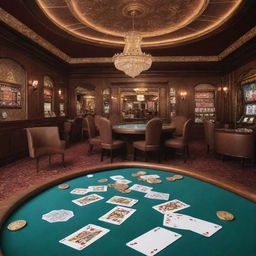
[0,162,255,256]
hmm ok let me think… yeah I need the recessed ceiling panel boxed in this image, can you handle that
[36,0,243,47]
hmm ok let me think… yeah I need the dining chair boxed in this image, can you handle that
[164,119,192,162]
[98,117,126,163]
[133,117,163,162]
[26,126,65,172]
[85,115,101,155]
[171,115,188,137]
[203,119,215,153]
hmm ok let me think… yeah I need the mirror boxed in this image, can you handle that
[75,87,95,116]
[120,88,159,122]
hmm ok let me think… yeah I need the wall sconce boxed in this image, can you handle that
[29,80,39,90]
[58,89,62,96]
[180,91,187,100]
[222,86,229,95]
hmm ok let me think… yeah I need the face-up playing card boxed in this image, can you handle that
[106,196,138,207]
[88,185,107,192]
[153,199,190,214]
[72,194,104,206]
[110,175,125,181]
[115,179,132,184]
[163,213,222,237]
[140,174,160,179]
[98,206,136,225]
[59,224,109,250]
[126,227,182,256]
[129,184,153,193]
[163,213,191,230]
[70,188,90,195]
[145,191,169,201]
[183,216,222,237]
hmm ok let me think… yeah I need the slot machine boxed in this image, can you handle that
[237,78,256,127]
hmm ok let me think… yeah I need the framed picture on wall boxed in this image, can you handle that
[0,82,21,108]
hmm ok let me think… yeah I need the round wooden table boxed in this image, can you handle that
[112,123,175,159]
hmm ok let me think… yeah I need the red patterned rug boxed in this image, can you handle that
[0,140,255,201]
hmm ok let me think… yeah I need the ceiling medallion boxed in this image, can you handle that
[113,9,152,78]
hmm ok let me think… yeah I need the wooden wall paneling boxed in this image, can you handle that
[159,87,168,120]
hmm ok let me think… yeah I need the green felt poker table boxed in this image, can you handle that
[0,162,256,256]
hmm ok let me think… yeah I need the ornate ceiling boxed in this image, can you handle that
[36,0,243,47]
[0,0,255,61]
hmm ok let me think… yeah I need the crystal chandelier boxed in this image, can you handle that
[113,11,152,78]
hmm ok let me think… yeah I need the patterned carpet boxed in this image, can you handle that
[0,140,255,201]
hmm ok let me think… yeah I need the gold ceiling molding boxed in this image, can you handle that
[0,8,255,64]
[218,26,256,60]
[0,8,70,62]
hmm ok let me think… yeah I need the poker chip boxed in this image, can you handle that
[173,175,183,180]
[86,174,94,178]
[166,177,176,181]
[216,211,235,221]
[98,179,108,183]
[137,171,147,176]
[7,220,27,231]
[147,178,162,184]
[58,184,70,189]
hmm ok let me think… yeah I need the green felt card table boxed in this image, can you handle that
[0,163,256,256]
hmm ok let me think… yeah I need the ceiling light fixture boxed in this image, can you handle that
[113,10,152,78]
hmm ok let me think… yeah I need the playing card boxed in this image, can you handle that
[70,188,90,195]
[129,184,153,193]
[183,216,222,237]
[140,174,160,179]
[163,213,222,237]
[99,206,136,225]
[42,210,74,223]
[145,191,169,201]
[126,227,181,256]
[72,194,104,206]
[106,196,138,207]
[110,175,125,181]
[88,185,107,192]
[153,199,190,214]
[115,179,132,184]
[163,213,191,230]
[59,224,109,250]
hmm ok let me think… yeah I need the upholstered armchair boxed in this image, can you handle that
[133,118,163,162]
[26,126,65,172]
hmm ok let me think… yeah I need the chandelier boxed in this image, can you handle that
[113,11,152,78]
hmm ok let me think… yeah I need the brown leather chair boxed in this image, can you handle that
[94,115,101,132]
[98,117,126,163]
[171,116,188,137]
[203,119,215,153]
[164,119,192,162]
[215,130,255,165]
[64,117,83,147]
[85,115,101,155]
[26,127,65,172]
[133,118,163,162]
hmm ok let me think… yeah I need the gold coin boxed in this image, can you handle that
[98,179,108,183]
[58,184,69,189]
[216,211,235,221]
[173,175,183,180]
[7,220,27,231]
[137,171,147,176]
[147,178,162,184]
[166,177,176,181]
